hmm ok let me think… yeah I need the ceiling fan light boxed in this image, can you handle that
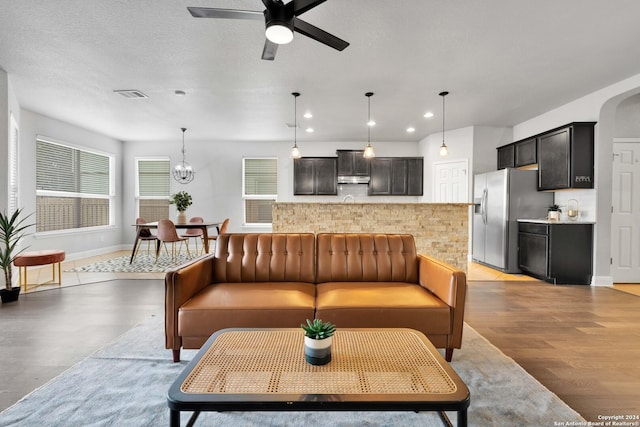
[266,23,293,44]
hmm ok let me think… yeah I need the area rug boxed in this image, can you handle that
[0,317,585,427]
[67,253,197,273]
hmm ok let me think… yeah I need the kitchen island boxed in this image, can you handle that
[272,202,470,272]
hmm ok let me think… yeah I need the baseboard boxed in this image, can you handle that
[64,245,130,262]
[591,275,613,286]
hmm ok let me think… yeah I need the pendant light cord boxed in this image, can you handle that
[181,127,187,165]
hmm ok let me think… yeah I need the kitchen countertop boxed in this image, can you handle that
[517,219,596,224]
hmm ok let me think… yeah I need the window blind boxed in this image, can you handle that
[244,158,277,195]
[7,113,19,213]
[243,158,277,224]
[138,160,170,197]
[35,138,113,232]
[136,159,170,221]
[36,140,110,195]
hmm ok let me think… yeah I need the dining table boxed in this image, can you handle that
[130,220,222,264]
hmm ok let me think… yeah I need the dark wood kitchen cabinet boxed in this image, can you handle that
[293,157,337,195]
[497,144,515,169]
[514,137,537,167]
[518,222,593,284]
[368,157,423,196]
[537,122,595,190]
[336,150,369,176]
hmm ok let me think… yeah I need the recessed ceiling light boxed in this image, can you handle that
[175,90,186,96]
[304,112,312,119]
[306,127,314,133]
[367,120,376,126]
[424,112,434,118]
[406,127,415,133]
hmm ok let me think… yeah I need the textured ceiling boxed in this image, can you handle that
[2,0,640,143]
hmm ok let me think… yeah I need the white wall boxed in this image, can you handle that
[19,110,124,258]
[122,139,421,245]
[419,126,474,201]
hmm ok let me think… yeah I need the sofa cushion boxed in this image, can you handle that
[316,233,418,283]
[178,282,316,339]
[315,281,451,335]
[213,233,316,283]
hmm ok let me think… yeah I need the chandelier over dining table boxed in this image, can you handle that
[173,127,195,184]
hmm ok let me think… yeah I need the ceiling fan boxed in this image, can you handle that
[187,0,349,60]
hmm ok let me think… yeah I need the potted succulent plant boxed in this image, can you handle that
[169,191,193,224]
[0,209,33,303]
[301,318,336,365]
[547,204,562,221]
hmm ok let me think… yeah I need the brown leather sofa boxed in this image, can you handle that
[165,233,467,362]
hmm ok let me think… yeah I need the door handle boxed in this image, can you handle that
[481,189,487,225]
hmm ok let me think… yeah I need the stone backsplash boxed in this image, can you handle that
[272,202,469,272]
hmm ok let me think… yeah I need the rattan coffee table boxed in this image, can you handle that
[167,328,470,427]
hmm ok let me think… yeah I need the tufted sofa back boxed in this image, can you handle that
[213,233,316,283]
[315,233,418,283]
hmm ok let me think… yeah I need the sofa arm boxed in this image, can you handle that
[418,254,467,350]
[165,255,215,352]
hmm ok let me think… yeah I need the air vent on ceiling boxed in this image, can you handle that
[113,89,148,99]
[285,123,299,128]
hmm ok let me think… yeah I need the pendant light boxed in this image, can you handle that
[363,92,375,158]
[291,92,301,159]
[439,91,449,156]
[173,127,195,184]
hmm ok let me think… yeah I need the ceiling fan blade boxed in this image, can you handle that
[293,18,349,51]
[261,39,278,60]
[187,7,263,20]
[285,0,327,17]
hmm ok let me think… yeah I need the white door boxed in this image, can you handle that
[611,141,640,283]
[434,159,469,202]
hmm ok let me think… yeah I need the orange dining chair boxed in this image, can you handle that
[206,218,229,254]
[180,217,205,255]
[156,219,190,263]
[132,217,157,261]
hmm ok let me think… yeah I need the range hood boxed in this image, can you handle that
[338,175,370,184]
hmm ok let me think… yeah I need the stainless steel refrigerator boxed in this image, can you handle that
[472,169,553,273]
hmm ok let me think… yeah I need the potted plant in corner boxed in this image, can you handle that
[0,209,33,303]
[547,204,562,221]
[169,191,192,225]
[301,318,336,365]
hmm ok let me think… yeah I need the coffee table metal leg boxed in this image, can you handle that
[186,411,200,427]
[169,409,180,427]
[458,409,468,427]
[438,411,453,427]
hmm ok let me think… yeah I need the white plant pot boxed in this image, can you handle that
[547,211,561,221]
[304,336,332,365]
[176,211,187,225]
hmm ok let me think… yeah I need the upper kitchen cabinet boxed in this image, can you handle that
[368,157,423,196]
[293,157,338,195]
[497,144,515,169]
[514,137,537,167]
[336,150,369,176]
[537,122,595,191]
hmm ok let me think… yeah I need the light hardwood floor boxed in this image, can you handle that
[2,257,639,422]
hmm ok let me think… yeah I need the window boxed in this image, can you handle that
[136,159,170,221]
[7,113,19,213]
[36,137,114,233]
[243,158,277,225]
